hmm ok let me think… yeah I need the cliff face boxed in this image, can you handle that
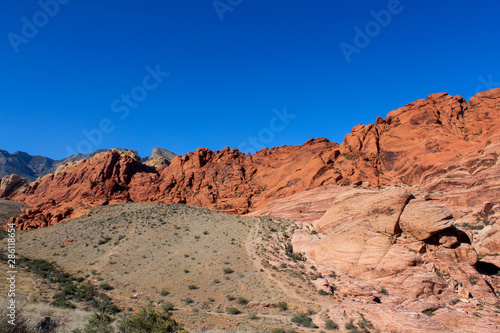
[4,88,500,230]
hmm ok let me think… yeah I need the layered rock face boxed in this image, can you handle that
[290,189,499,331]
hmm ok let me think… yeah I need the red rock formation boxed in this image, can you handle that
[3,88,500,230]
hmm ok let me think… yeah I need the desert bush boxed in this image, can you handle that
[237,297,249,305]
[99,283,113,291]
[325,319,338,330]
[81,312,114,333]
[223,268,234,274]
[160,290,170,296]
[277,301,288,311]
[117,304,183,332]
[182,298,193,305]
[187,285,198,290]
[247,312,258,320]
[226,307,240,315]
[291,313,317,328]
[162,302,175,312]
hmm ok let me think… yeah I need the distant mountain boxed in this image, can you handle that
[142,147,177,163]
[0,147,177,182]
[0,149,111,181]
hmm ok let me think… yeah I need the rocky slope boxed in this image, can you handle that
[2,89,499,231]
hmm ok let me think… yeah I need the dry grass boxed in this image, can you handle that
[6,203,331,332]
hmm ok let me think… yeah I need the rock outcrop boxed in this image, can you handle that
[2,89,499,234]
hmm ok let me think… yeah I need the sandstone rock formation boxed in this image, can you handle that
[2,89,499,235]
[290,188,499,331]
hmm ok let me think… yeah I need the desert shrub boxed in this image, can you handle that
[237,297,249,305]
[247,312,258,320]
[379,287,388,295]
[99,283,113,291]
[162,302,175,312]
[226,307,240,315]
[75,284,97,302]
[187,285,198,290]
[82,312,114,333]
[117,304,183,332]
[98,236,112,245]
[291,313,317,328]
[160,290,170,296]
[226,295,236,301]
[318,290,328,296]
[223,268,234,274]
[182,298,193,305]
[325,319,338,330]
[278,301,288,311]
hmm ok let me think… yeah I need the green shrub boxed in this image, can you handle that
[278,301,288,311]
[187,285,198,290]
[160,290,170,296]
[162,302,175,312]
[226,295,236,301]
[82,312,114,333]
[237,297,249,305]
[117,304,183,332]
[223,268,234,274]
[325,319,338,330]
[182,298,193,304]
[247,312,258,320]
[291,313,317,328]
[226,307,240,315]
[99,283,113,291]
[98,236,112,245]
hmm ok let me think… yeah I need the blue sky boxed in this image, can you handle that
[1,0,499,159]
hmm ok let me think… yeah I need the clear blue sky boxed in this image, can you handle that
[1,0,499,159]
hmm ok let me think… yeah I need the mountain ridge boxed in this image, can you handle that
[2,88,499,231]
[0,147,177,181]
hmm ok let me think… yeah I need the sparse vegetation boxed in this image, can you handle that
[117,304,184,332]
[325,319,339,330]
[223,267,234,274]
[81,312,115,333]
[226,307,240,315]
[247,312,258,320]
[278,301,288,311]
[291,312,317,328]
[162,302,175,312]
[98,236,112,245]
[182,297,193,305]
[237,297,249,305]
[99,283,113,291]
